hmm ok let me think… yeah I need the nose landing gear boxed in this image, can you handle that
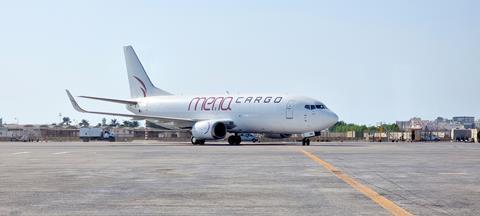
[302,138,310,146]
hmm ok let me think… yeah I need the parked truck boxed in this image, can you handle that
[80,128,115,142]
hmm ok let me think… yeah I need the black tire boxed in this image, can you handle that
[302,138,310,146]
[235,135,242,145]
[191,137,198,145]
[228,136,235,145]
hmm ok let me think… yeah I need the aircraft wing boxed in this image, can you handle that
[65,90,195,125]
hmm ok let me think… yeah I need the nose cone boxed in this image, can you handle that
[326,111,339,127]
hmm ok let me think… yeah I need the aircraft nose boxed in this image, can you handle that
[326,111,338,127]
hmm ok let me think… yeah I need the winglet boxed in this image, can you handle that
[65,89,87,113]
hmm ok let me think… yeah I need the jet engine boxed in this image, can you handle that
[192,120,227,140]
[264,133,292,139]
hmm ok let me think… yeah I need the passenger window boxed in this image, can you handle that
[304,105,310,110]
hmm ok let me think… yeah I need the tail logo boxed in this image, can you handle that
[133,75,147,97]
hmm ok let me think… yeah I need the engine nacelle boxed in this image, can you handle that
[264,133,292,139]
[192,120,227,140]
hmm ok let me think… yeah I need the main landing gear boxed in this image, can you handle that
[191,137,205,145]
[228,134,242,145]
[302,138,311,146]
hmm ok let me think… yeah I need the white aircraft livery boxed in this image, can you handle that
[66,46,338,145]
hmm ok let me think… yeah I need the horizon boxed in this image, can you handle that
[1,115,477,128]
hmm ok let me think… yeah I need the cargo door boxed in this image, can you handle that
[286,100,295,119]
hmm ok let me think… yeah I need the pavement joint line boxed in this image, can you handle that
[438,172,467,175]
[11,151,30,155]
[52,151,70,155]
[300,148,414,216]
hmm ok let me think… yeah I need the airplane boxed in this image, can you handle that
[66,46,338,145]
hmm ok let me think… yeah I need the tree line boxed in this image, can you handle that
[59,117,140,128]
[329,121,400,133]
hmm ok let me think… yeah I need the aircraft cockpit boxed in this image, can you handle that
[304,103,328,110]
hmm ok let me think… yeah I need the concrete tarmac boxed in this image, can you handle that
[0,141,479,215]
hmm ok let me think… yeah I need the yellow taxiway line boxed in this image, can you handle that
[300,148,413,216]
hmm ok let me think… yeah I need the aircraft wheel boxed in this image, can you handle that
[228,135,242,145]
[302,138,310,146]
[228,136,235,145]
[235,135,242,145]
[191,137,198,145]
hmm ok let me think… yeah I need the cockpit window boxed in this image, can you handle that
[315,104,327,109]
[306,104,328,110]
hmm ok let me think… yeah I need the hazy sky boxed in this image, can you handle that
[0,0,478,126]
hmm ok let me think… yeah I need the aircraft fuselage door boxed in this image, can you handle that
[286,100,295,119]
[304,105,310,128]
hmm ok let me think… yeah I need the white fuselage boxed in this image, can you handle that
[127,94,338,134]
[66,46,339,144]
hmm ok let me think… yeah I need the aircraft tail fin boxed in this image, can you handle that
[124,46,172,98]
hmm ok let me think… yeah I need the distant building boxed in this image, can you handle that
[395,121,409,131]
[453,116,475,129]
[428,117,464,131]
[396,117,429,131]
[396,117,464,131]
[0,119,5,137]
[476,119,480,129]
